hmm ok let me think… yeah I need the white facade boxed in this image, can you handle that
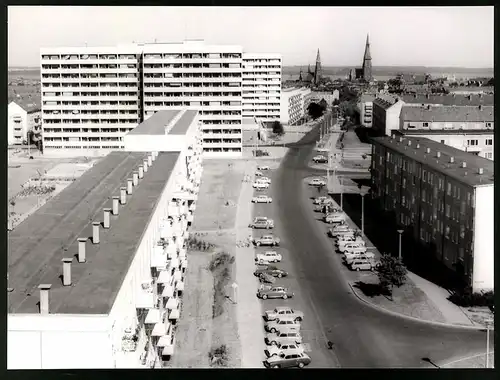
[358,100,373,128]
[8,120,204,369]
[8,102,28,145]
[280,87,311,125]
[472,185,494,292]
[40,45,143,156]
[242,53,282,123]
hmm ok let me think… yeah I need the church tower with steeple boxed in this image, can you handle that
[362,34,372,82]
[314,48,322,85]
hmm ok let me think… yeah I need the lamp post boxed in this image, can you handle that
[397,229,404,260]
[360,192,366,236]
[340,176,343,211]
[485,318,493,368]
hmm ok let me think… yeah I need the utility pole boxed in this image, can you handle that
[485,318,493,368]
[361,193,366,236]
[340,176,343,210]
[397,230,404,260]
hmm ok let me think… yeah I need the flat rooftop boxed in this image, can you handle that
[127,110,181,135]
[371,136,494,187]
[169,109,198,135]
[8,151,180,314]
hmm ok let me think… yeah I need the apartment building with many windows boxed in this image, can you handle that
[242,53,282,123]
[40,45,143,156]
[280,87,312,125]
[357,93,376,128]
[370,135,493,292]
[40,41,281,158]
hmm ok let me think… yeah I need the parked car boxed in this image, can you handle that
[312,155,328,163]
[313,196,329,205]
[336,235,363,244]
[343,245,368,255]
[344,253,376,266]
[259,176,271,184]
[265,317,301,333]
[265,306,304,322]
[258,165,270,171]
[249,217,274,229]
[332,230,357,238]
[255,251,282,263]
[265,329,303,346]
[264,352,312,368]
[253,234,280,246]
[255,267,288,278]
[308,178,327,187]
[338,241,366,253]
[257,285,294,299]
[259,273,277,284]
[252,195,273,203]
[265,343,304,358]
[255,171,264,177]
[324,213,346,224]
[253,181,269,189]
[327,226,353,237]
[350,259,376,271]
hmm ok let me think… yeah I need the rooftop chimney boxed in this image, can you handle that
[103,208,111,229]
[112,196,120,215]
[143,160,149,173]
[77,238,87,263]
[148,155,153,167]
[127,178,133,194]
[478,167,484,175]
[92,222,100,244]
[407,140,412,146]
[426,94,430,99]
[391,134,396,139]
[468,95,472,100]
[450,156,455,163]
[416,144,420,149]
[138,165,144,179]
[426,147,431,154]
[62,258,73,286]
[461,161,467,168]
[133,172,139,186]
[437,151,441,158]
[38,284,52,314]
[399,137,403,142]
[152,152,158,161]
[120,187,127,205]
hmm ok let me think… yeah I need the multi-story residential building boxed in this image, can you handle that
[8,110,203,369]
[357,93,376,128]
[308,90,340,107]
[370,135,493,292]
[141,40,243,157]
[400,93,494,107]
[280,87,312,125]
[396,105,494,160]
[8,100,41,145]
[242,53,282,123]
[40,41,280,158]
[372,94,405,136]
[40,45,143,156]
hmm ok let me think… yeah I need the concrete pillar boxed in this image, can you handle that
[127,178,133,194]
[103,208,111,229]
[133,172,139,186]
[112,196,119,215]
[148,155,152,167]
[138,165,144,179]
[92,222,100,244]
[143,160,149,173]
[120,187,127,205]
[38,284,52,314]
[77,238,87,263]
[62,258,73,286]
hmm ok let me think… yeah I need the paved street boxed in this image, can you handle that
[256,126,494,368]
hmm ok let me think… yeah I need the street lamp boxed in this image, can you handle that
[485,318,493,368]
[397,229,404,260]
[360,192,367,236]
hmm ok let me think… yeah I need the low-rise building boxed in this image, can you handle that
[370,135,493,292]
[8,109,204,369]
[400,93,494,107]
[280,87,311,125]
[357,93,376,128]
[397,105,494,160]
[372,94,405,136]
[8,100,41,145]
[308,90,340,106]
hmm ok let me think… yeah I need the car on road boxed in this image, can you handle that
[264,352,312,368]
[259,176,272,184]
[252,195,273,203]
[349,258,377,271]
[255,267,288,278]
[265,330,303,346]
[324,212,346,224]
[258,165,270,171]
[249,217,274,229]
[265,306,304,322]
[265,343,304,358]
[253,234,280,246]
[338,241,366,252]
[257,285,294,299]
[344,253,376,266]
[265,317,301,333]
[253,181,270,189]
[255,251,282,264]
[255,171,264,177]
[308,178,326,187]
[312,155,328,163]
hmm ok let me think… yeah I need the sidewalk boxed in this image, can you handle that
[234,162,265,368]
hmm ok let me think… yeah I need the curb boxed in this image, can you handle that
[347,282,489,331]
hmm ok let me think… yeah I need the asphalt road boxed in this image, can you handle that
[252,126,494,368]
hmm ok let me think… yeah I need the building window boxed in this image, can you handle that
[486,122,492,128]
[467,139,478,146]
[440,139,445,144]
[485,152,493,159]
[423,122,429,127]
[447,182,451,196]
[445,204,451,217]
[422,189,426,202]
[402,196,406,206]
[402,178,406,189]
[485,139,493,146]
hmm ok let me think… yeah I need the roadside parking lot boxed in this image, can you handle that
[249,169,341,368]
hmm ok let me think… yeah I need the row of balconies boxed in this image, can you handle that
[43,96,140,102]
[42,77,139,83]
[43,104,138,111]
[43,86,139,92]
[41,68,139,74]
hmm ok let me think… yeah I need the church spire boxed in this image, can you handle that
[363,34,371,61]
[299,67,303,82]
[362,34,372,82]
[314,48,322,85]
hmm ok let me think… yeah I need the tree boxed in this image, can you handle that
[339,101,356,119]
[307,102,324,120]
[319,98,328,111]
[271,121,284,136]
[375,253,408,300]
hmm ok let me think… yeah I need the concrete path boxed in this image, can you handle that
[407,272,473,326]
[234,162,266,368]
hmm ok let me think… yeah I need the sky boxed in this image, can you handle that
[8,6,494,68]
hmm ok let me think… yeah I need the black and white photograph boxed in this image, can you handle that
[7,5,494,370]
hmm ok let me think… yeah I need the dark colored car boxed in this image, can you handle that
[254,267,288,278]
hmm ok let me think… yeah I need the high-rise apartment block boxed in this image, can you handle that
[242,53,282,123]
[40,41,282,157]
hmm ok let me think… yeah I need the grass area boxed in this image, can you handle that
[209,251,235,318]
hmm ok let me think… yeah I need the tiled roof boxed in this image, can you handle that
[127,110,181,135]
[359,94,376,103]
[371,135,494,187]
[10,99,41,113]
[373,94,400,109]
[400,105,493,123]
[401,94,494,106]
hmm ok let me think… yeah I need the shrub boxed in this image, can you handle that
[209,344,229,367]
[448,288,494,309]
[254,149,269,157]
[208,251,234,272]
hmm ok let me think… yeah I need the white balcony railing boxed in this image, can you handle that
[136,282,155,309]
